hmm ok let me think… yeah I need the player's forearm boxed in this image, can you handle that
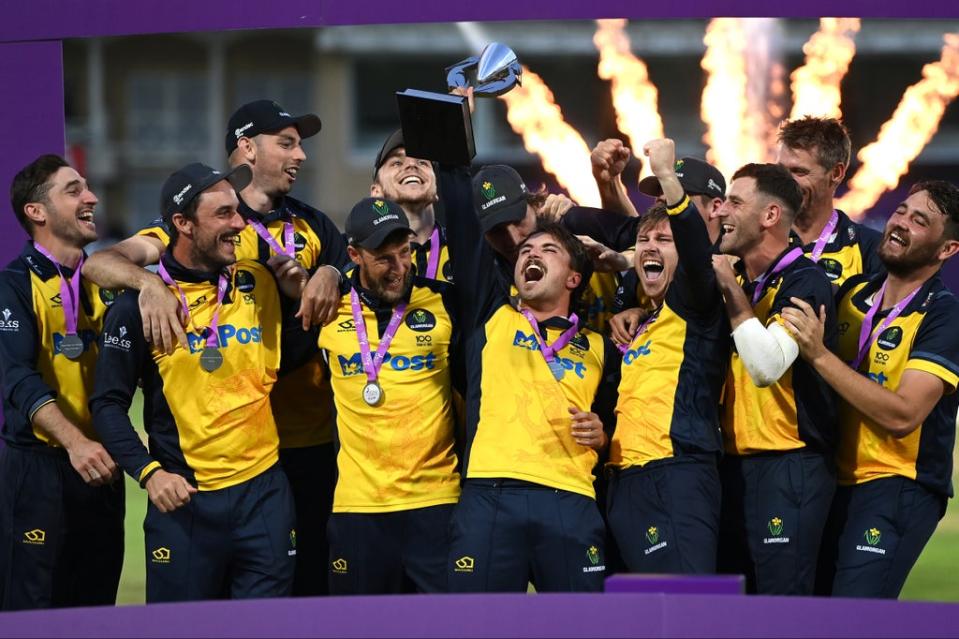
[31,401,91,451]
[809,350,920,437]
[597,177,638,217]
[718,280,754,330]
[83,246,161,291]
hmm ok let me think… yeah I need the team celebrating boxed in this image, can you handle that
[1,87,958,609]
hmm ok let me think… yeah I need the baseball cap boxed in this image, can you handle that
[472,165,529,234]
[225,100,322,153]
[638,157,726,200]
[372,129,406,180]
[160,163,252,218]
[345,197,413,250]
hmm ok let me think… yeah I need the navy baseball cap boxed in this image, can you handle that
[638,157,726,200]
[225,100,322,153]
[472,165,530,233]
[160,163,252,218]
[372,129,406,180]
[345,197,413,250]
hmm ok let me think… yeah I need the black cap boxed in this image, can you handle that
[225,100,322,153]
[160,163,252,218]
[638,157,726,200]
[472,165,529,234]
[372,129,405,180]
[345,197,413,250]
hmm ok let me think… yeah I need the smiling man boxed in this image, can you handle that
[442,163,619,593]
[711,162,839,595]
[782,181,959,599]
[0,155,123,610]
[604,139,728,575]
[90,162,310,603]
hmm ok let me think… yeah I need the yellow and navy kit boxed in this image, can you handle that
[611,198,728,469]
[0,242,118,448]
[411,224,454,284]
[722,248,839,456]
[136,194,347,450]
[441,168,620,500]
[318,272,461,514]
[834,273,959,496]
[790,209,883,286]
[90,255,310,490]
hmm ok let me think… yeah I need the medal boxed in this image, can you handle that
[519,308,580,383]
[60,334,85,360]
[158,259,231,372]
[33,243,86,361]
[350,287,408,408]
[362,381,384,406]
[200,346,224,372]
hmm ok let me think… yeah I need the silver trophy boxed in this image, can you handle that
[446,43,523,97]
[397,43,522,165]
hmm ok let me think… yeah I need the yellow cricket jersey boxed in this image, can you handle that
[90,256,293,491]
[136,194,348,449]
[0,242,119,447]
[834,273,959,496]
[611,199,727,469]
[722,248,839,455]
[581,271,620,334]
[319,275,460,513]
[792,209,883,287]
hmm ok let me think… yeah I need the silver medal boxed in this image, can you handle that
[548,359,566,381]
[362,381,384,406]
[60,334,84,360]
[200,347,223,372]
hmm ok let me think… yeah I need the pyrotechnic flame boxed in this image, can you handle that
[789,18,861,120]
[593,18,664,177]
[837,34,959,219]
[701,19,772,182]
[500,66,601,206]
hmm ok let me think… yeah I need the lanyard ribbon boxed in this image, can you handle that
[423,226,441,280]
[248,217,295,259]
[519,309,580,366]
[751,247,804,306]
[850,279,921,370]
[33,243,84,336]
[349,289,407,384]
[808,210,839,263]
[157,260,229,349]
[617,306,661,354]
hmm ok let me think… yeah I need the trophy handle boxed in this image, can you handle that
[446,55,480,90]
[474,59,523,96]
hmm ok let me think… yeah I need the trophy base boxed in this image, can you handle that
[396,89,475,166]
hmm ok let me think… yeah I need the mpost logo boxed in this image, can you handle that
[186,324,262,354]
[454,556,475,573]
[151,547,171,563]
[103,325,133,351]
[337,351,436,377]
[53,330,98,356]
[22,529,46,545]
[332,558,348,574]
[512,330,587,379]
[622,339,653,365]
[0,308,20,332]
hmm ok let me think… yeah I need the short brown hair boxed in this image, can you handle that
[525,183,549,210]
[732,163,804,222]
[9,154,70,234]
[909,180,959,242]
[636,202,670,237]
[778,116,852,171]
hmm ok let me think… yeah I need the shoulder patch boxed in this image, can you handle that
[405,308,437,332]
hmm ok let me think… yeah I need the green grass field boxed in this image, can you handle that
[114,389,959,604]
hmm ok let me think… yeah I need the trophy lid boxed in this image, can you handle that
[477,43,518,84]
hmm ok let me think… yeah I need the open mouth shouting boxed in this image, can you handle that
[522,258,546,285]
[640,255,665,282]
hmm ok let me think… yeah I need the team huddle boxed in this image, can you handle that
[1,92,958,610]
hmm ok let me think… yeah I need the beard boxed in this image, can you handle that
[879,238,941,277]
[369,267,414,304]
[191,230,237,272]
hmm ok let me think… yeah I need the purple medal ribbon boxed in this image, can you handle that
[349,289,407,386]
[616,306,661,355]
[519,308,580,371]
[809,210,839,263]
[850,279,921,371]
[157,260,229,349]
[751,247,804,305]
[424,225,441,280]
[248,217,295,258]
[33,243,84,337]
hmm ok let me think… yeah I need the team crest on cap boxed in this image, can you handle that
[372,200,390,216]
[674,159,684,170]
[482,181,497,200]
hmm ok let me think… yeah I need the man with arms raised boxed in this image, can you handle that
[783,181,959,598]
